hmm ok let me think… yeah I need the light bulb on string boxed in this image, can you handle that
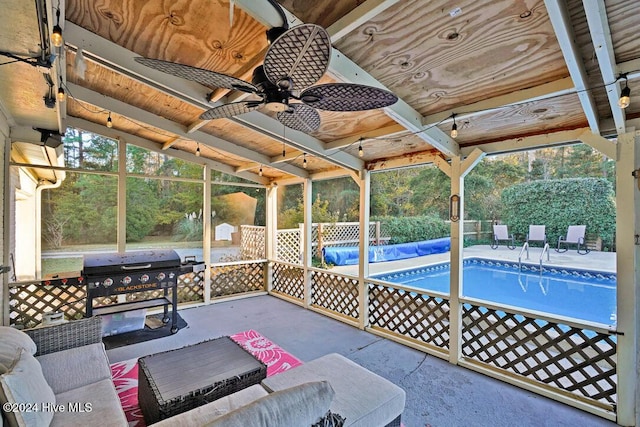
[51,8,63,48]
[450,114,458,138]
[358,140,364,157]
[259,166,263,177]
[106,112,113,128]
[619,77,631,109]
[195,143,201,157]
[303,153,307,168]
[56,79,65,102]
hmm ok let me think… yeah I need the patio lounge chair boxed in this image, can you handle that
[557,225,590,254]
[490,224,515,249]
[526,225,547,247]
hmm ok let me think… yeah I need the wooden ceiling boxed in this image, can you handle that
[2,0,640,183]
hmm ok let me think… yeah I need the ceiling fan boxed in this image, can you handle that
[134,4,398,134]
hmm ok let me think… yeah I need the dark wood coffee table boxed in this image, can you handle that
[138,336,267,424]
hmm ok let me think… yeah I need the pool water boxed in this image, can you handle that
[374,258,617,326]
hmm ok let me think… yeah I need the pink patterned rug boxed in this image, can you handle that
[110,330,303,427]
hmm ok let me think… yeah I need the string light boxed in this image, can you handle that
[303,153,307,168]
[259,166,263,176]
[450,114,458,138]
[195,143,201,156]
[56,77,65,102]
[619,76,631,109]
[358,140,364,157]
[106,112,113,128]
[51,8,63,48]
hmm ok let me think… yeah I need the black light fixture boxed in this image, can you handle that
[56,77,65,102]
[51,8,63,48]
[106,112,113,128]
[43,85,56,108]
[450,114,458,138]
[619,77,631,109]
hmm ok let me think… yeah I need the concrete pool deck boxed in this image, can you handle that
[330,244,617,276]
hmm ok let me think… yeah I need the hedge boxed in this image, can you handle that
[501,178,615,248]
[372,215,449,244]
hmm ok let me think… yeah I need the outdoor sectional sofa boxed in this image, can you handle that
[0,316,405,427]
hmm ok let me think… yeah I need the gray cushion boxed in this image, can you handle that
[51,378,127,427]
[206,381,334,427]
[150,384,269,427]
[36,343,112,394]
[262,353,405,427]
[0,349,56,427]
[0,327,37,374]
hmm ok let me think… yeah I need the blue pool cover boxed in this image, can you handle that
[322,237,451,266]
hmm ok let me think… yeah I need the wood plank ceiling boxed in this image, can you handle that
[3,0,640,184]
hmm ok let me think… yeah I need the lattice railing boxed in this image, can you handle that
[8,271,206,328]
[461,300,617,408]
[8,281,87,328]
[367,279,450,349]
[210,260,265,298]
[310,269,359,319]
[240,225,265,260]
[277,229,301,264]
[271,262,304,301]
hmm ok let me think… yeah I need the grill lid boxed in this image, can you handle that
[83,250,181,276]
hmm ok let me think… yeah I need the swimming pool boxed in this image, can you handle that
[373,258,617,326]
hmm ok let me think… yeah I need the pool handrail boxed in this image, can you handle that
[539,242,550,278]
[518,242,529,271]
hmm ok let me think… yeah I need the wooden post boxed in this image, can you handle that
[375,221,381,245]
[614,129,638,425]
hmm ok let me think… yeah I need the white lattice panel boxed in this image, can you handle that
[277,229,301,264]
[462,303,616,408]
[240,225,265,260]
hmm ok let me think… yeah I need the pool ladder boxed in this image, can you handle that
[518,242,550,278]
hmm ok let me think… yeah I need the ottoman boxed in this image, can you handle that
[261,353,405,427]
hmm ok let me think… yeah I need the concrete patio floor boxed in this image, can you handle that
[108,294,616,427]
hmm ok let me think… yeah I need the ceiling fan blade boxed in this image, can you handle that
[300,83,398,111]
[200,101,262,120]
[277,104,321,133]
[135,57,258,93]
[264,24,331,90]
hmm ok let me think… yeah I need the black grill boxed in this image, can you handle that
[83,250,204,334]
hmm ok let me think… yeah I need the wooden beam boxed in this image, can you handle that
[579,129,617,159]
[233,111,364,171]
[424,78,575,125]
[327,0,401,42]
[367,151,439,171]
[324,123,407,150]
[162,137,181,150]
[460,128,588,156]
[583,0,627,134]
[544,0,600,133]
[461,148,486,178]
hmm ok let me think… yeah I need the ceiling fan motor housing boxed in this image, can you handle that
[252,65,291,112]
